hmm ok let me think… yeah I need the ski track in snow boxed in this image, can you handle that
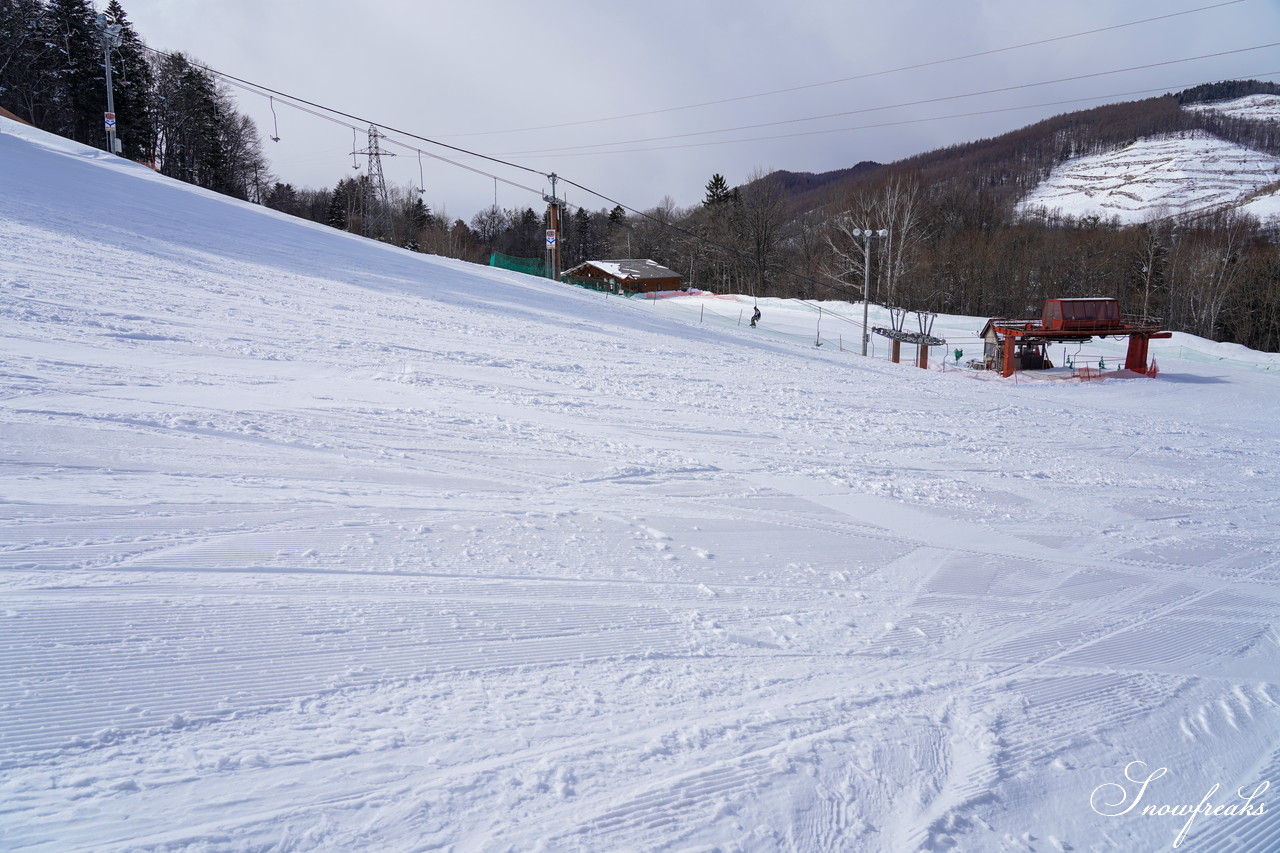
[3,117,1280,851]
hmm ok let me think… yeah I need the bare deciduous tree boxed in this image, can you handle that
[733,169,789,298]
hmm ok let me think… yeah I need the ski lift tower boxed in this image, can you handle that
[873,307,947,368]
[543,173,562,280]
[95,13,123,155]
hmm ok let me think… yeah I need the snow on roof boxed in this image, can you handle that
[571,259,681,280]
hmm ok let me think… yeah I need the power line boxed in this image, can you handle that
[137,30,1277,213]
[431,0,1253,139]
[141,49,718,279]
[131,35,1274,319]
[491,42,1280,158]
[495,72,1280,159]
[210,73,547,201]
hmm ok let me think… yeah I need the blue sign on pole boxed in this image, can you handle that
[546,229,557,248]
[104,112,116,131]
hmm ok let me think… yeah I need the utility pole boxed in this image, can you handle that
[352,125,394,240]
[96,13,123,155]
[853,228,889,356]
[543,173,561,280]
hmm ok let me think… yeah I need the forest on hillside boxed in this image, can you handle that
[3,1,1279,351]
[565,86,1280,353]
[1,0,269,201]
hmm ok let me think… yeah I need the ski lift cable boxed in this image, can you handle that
[138,34,1274,181]
[216,75,543,199]
[376,137,543,198]
[209,74,549,200]
[130,48,875,311]
[134,48,935,310]
[163,52,552,181]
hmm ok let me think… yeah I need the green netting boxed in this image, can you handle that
[489,251,548,278]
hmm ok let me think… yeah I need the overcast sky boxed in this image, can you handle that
[113,0,1280,222]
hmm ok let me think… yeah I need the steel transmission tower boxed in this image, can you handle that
[352,125,394,239]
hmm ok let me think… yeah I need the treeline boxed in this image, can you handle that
[2,0,269,200]
[607,85,1280,353]
[612,165,1280,353]
[322,139,1279,353]
[4,11,1277,352]
[259,177,647,269]
[0,0,678,266]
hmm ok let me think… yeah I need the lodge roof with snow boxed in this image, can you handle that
[564,259,681,282]
[561,259,682,294]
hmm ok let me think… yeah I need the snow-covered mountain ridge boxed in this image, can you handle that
[1016,94,1280,224]
[3,117,1280,852]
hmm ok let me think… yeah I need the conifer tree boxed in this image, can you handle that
[45,0,103,146]
[151,52,230,189]
[325,186,348,230]
[406,197,430,232]
[103,0,154,161]
[571,206,594,264]
[703,173,734,207]
[265,182,301,216]
[0,0,58,124]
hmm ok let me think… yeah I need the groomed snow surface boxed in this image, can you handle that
[3,117,1280,852]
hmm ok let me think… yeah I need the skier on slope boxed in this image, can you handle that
[750,306,761,327]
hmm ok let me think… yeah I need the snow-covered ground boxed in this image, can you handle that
[1185,93,1280,123]
[3,117,1280,852]
[1015,130,1280,225]
[1016,94,1280,225]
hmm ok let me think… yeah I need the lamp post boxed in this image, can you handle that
[96,13,123,155]
[852,228,889,356]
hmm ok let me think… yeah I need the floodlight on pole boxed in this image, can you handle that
[852,228,888,356]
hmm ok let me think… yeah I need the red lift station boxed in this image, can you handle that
[980,298,1171,377]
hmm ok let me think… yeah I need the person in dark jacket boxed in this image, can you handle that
[750,306,761,327]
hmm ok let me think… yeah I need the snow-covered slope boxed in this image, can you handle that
[1185,92,1280,122]
[4,117,1280,852]
[1017,94,1280,224]
[1015,130,1280,224]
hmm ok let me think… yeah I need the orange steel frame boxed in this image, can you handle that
[994,323,1172,377]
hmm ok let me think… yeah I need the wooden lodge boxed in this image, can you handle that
[561,259,682,294]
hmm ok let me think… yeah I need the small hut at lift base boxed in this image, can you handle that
[562,259,682,294]
[978,297,1170,377]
